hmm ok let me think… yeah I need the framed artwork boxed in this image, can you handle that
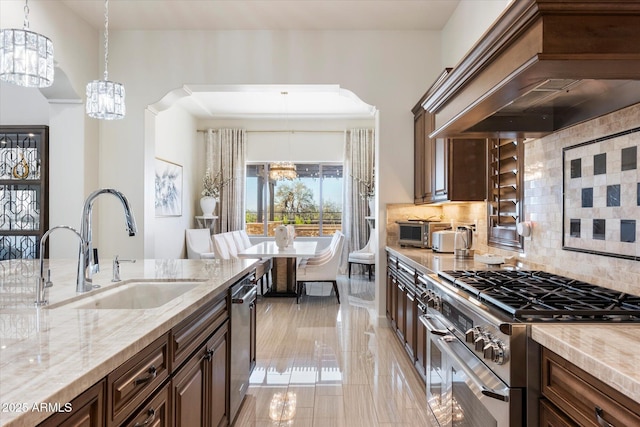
[562,126,640,260]
[155,158,182,217]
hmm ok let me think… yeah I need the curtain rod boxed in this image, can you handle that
[196,129,345,134]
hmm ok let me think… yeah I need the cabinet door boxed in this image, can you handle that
[123,382,171,427]
[415,302,427,382]
[395,281,406,342]
[205,323,229,427]
[404,289,417,361]
[172,347,206,427]
[432,137,448,200]
[414,110,431,203]
[0,125,49,260]
[39,380,105,427]
[539,399,578,427]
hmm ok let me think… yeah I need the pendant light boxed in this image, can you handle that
[86,0,125,120]
[0,0,54,88]
[269,92,297,181]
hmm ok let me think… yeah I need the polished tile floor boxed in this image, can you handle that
[233,275,434,426]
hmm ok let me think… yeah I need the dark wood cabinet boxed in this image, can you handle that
[386,253,424,377]
[172,320,229,427]
[412,112,487,204]
[39,380,105,427]
[107,334,169,426]
[249,298,257,372]
[540,348,640,427]
[123,382,171,427]
[205,324,229,427]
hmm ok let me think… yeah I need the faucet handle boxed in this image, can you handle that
[45,270,53,288]
[112,255,136,282]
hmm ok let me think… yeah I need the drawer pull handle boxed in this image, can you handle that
[202,347,214,361]
[595,406,615,427]
[133,408,156,426]
[134,366,157,385]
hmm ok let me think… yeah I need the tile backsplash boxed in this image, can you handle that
[387,103,640,294]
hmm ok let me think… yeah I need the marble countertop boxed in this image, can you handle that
[0,258,257,427]
[531,325,640,403]
[387,245,640,404]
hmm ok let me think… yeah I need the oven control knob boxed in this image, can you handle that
[474,335,487,352]
[483,341,505,365]
[433,296,441,310]
[465,327,481,344]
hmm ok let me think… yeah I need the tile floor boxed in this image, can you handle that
[233,275,434,426]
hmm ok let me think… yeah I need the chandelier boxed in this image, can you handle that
[86,0,125,120]
[0,0,54,88]
[269,162,297,181]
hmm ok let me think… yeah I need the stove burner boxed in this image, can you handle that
[438,270,640,321]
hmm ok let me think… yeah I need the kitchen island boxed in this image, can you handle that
[0,257,257,427]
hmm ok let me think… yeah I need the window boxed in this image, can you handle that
[245,163,343,236]
[487,138,524,251]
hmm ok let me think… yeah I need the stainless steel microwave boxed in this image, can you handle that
[397,221,450,248]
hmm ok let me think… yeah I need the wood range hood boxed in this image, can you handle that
[422,0,640,139]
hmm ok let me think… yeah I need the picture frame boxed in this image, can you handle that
[562,126,640,260]
[155,158,182,217]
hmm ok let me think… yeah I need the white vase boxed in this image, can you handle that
[275,225,289,249]
[200,196,217,217]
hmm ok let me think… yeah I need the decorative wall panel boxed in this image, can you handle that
[563,126,640,260]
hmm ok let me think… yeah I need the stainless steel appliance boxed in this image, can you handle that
[453,226,474,259]
[418,269,640,426]
[230,278,257,423]
[431,230,456,253]
[397,220,450,248]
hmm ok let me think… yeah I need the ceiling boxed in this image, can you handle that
[61,0,460,31]
[59,0,460,118]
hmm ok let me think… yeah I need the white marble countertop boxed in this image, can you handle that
[0,257,257,427]
[531,324,640,403]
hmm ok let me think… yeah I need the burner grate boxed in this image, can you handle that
[438,270,640,321]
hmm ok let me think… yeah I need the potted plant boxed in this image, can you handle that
[353,174,375,215]
[200,168,230,217]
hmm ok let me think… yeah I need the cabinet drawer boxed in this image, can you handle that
[171,292,228,371]
[39,380,105,427]
[122,381,171,427]
[539,398,578,427]
[107,334,169,426]
[541,348,640,427]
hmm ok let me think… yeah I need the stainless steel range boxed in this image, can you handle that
[419,269,640,427]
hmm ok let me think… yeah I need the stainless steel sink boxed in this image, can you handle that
[66,281,201,309]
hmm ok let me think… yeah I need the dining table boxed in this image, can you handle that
[237,240,317,296]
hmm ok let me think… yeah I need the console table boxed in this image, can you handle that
[195,215,218,234]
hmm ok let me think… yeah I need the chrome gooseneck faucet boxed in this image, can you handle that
[78,188,137,293]
[36,225,84,306]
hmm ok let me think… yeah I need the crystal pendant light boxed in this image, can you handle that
[269,92,297,181]
[86,0,125,120]
[269,162,297,181]
[0,0,54,88]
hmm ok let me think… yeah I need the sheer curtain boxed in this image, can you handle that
[343,128,375,273]
[205,129,246,233]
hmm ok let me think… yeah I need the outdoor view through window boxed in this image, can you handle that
[246,163,343,236]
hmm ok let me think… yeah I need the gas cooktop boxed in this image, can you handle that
[438,270,640,321]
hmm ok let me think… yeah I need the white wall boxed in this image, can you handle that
[0,0,99,258]
[441,0,512,68]
[152,105,199,259]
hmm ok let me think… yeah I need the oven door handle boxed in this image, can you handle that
[435,335,510,403]
[419,314,449,336]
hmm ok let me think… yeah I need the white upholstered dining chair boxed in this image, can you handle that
[296,231,345,304]
[348,231,377,280]
[185,229,216,259]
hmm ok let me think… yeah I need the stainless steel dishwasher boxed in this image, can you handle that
[230,277,257,423]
